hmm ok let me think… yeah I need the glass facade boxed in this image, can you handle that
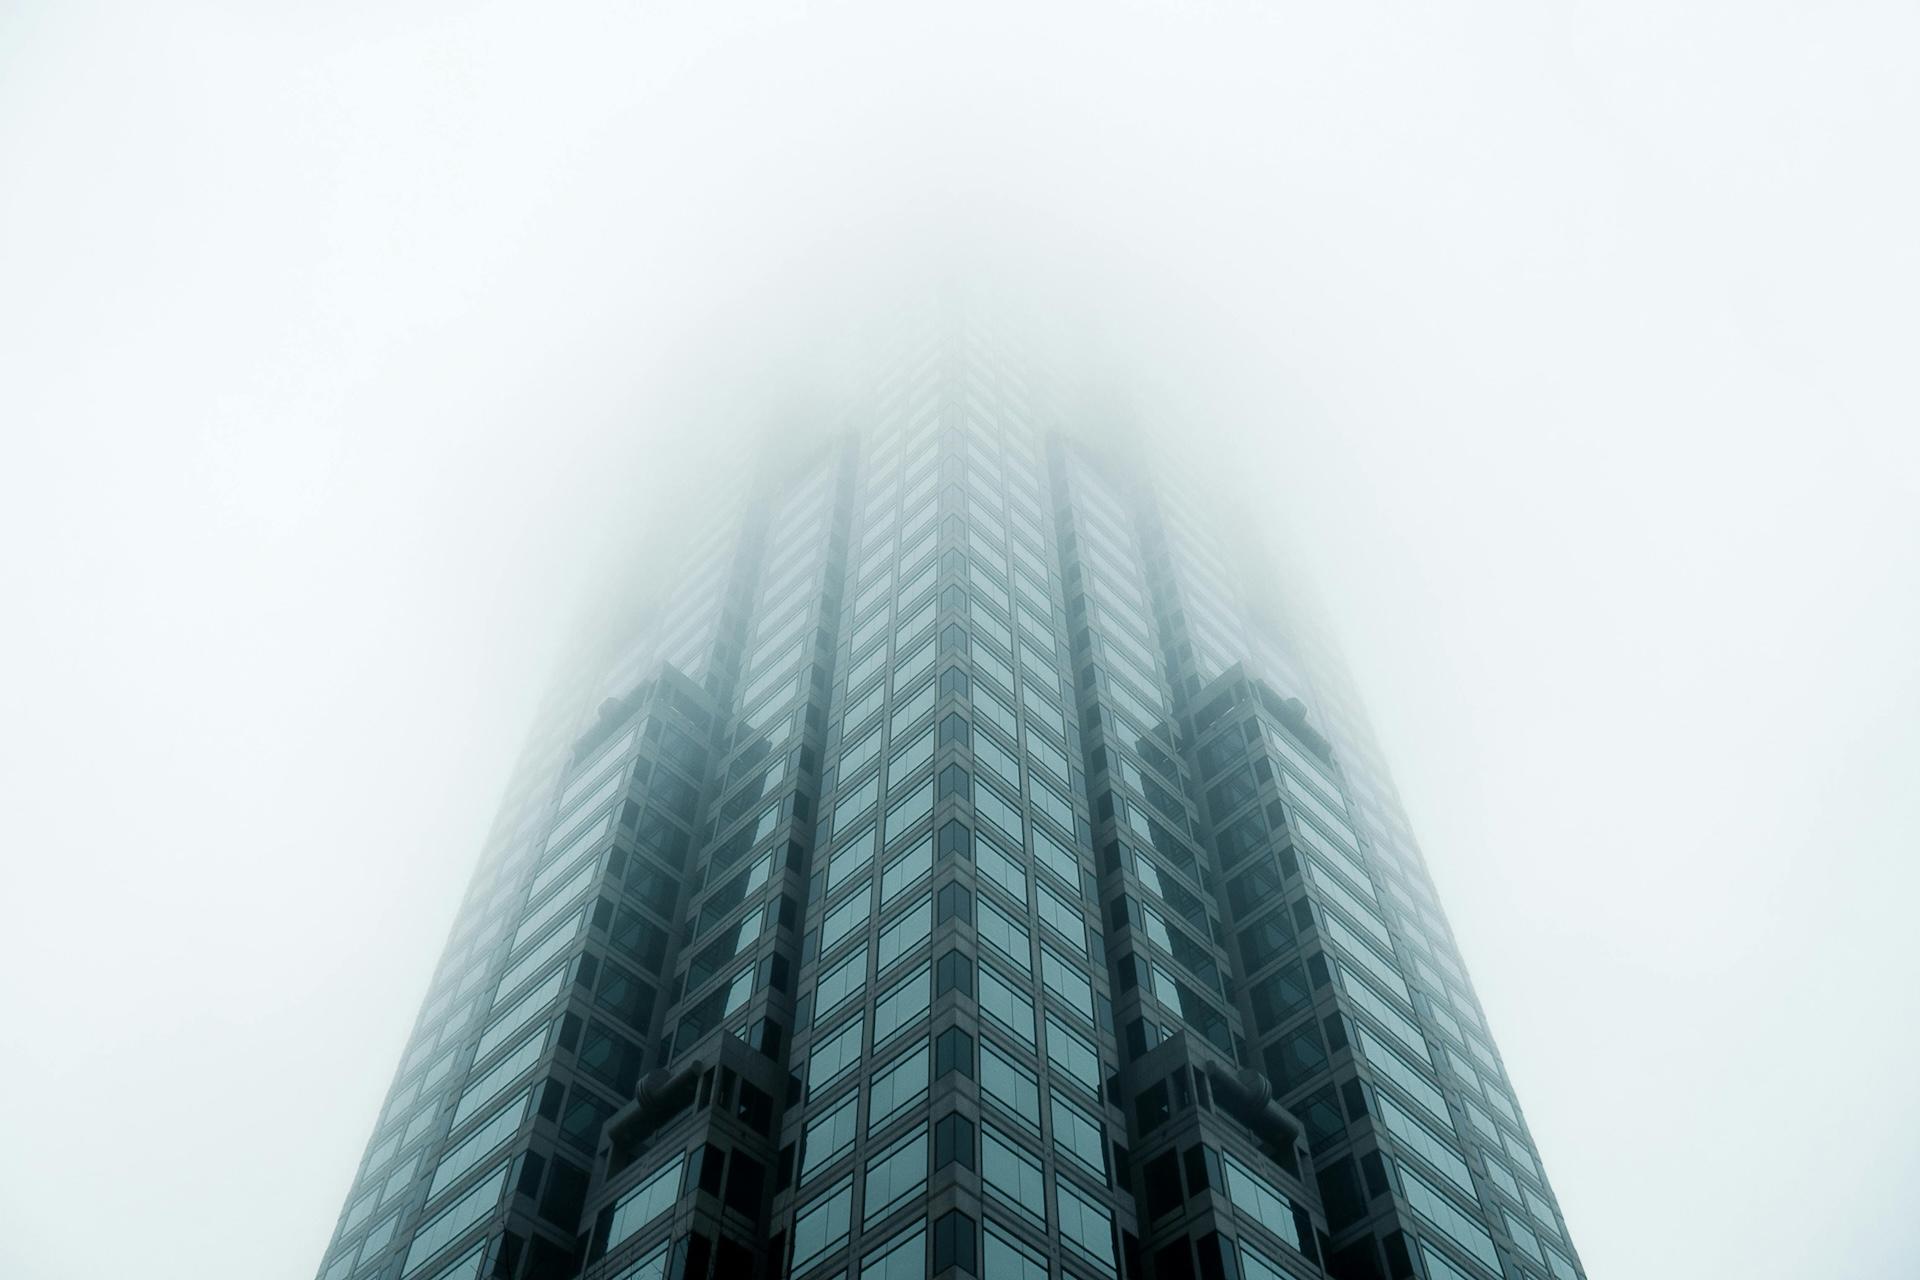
[315,320,1584,1280]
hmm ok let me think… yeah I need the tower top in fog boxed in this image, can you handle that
[315,324,1584,1280]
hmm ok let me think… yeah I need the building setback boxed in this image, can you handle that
[315,320,1586,1280]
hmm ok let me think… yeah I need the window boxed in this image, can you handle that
[1282,774,1357,848]
[1026,734,1071,790]
[975,730,1021,791]
[474,967,566,1062]
[400,1163,506,1276]
[862,1126,929,1225]
[1056,1177,1117,1270]
[559,728,636,810]
[1035,881,1088,954]
[977,837,1028,902]
[877,896,934,971]
[807,1017,865,1097]
[982,1222,1047,1280]
[972,565,1011,613]
[973,604,1014,654]
[859,1226,926,1280]
[377,1154,417,1206]
[1374,1093,1473,1196]
[1484,1156,1521,1201]
[935,1026,974,1079]
[428,1090,531,1198]
[974,681,1018,738]
[849,617,889,669]
[938,818,972,861]
[828,825,877,892]
[978,965,1036,1047]
[683,913,765,997]
[980,1126,1046,1229]
[880,837,933,903]
[898,554,938,606]
[363,1130,401,1179]
[605,1152,686,1251]
[934,1113,974,1170]
[1029,775,1077,835]
[940,710,969,746]
[607,1241,669,1280]
[1464,1098,1499,1142]
[1221,1151,1304,1251]
[843,682,886,734]
[1040,947,1095,1022]
[696,855,774,940]
[873,963,932,1048]
[1239,1239,1305,1280]
[1142,1150,1182,1219]
[1353,1024,1448,1125]
[885,778,934,843]
[1304,861,1390,946]
[559,1087,614,1154]
[936,881,971,924]
[887,724,935,785]
[1524,1185,1561,1235]
[1248,961,1310,1027]
[1264,1025,1328,1095]
[970,522,1005,563]
[935,948,972,998]
[579,1012,645,1088]
[868,1043,930,1134]
[549,772,624,849]
[840,723,883,778]
[814,945,868,1024]
[1050,1092,1107,1180]
[821,888,869,956]
[1018,638,1054,685]
[1264,728,1340,804]
[341,1189,377,1235]
[1299,1086,1345,1148]
[1400,1164,1502,1273]
[673,965,754,1054]
[451,1026,546,1129]
[791,1179,854,1272]
[1208,765,1257,815]
[833,775,880,836]
[1239,908,1295,972]
[975,782,1025,845]
[1417,1242,1485,1280]
[890,679,937,737]
[980,1039,1041,1130]
[1044,1014,1102,1097]
[1502,1130,1541,1181]
[527,830,606,907]
[1505,1210,1544,1264]
[1019,681,1066,738]
[1032,824,1080,887]
[1338,964,1430,1064]
[801,1091,859,1182]
[896,598,938,648]
[978,896,1033,974]
[931,1209,977,1274]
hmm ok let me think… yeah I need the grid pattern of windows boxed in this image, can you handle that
[319,339,1582,1280]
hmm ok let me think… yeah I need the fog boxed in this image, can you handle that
[3,2,1916,1277]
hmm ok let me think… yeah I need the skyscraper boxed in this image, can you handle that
[314,319,1586,1280]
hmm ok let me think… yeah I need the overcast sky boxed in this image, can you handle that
[3,3,1917,1278]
